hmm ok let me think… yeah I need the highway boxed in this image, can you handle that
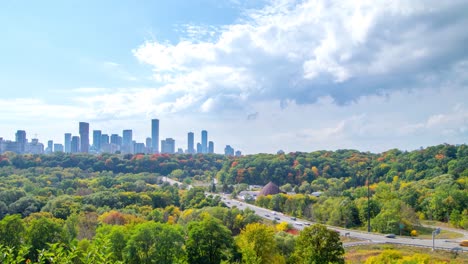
[213,193,467,252]
[161,178,466,252]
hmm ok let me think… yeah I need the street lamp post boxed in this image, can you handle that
[367,166,371,233]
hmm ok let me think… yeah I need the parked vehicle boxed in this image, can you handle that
[385,234,396,238]
[460,240,468,247]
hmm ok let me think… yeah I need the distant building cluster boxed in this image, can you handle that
[0,119,242,156]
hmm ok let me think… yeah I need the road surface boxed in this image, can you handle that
[213,193,466,252]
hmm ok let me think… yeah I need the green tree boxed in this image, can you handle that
[186,216,234,264]
[293,224,344,264]
[125,222,185,264]
[0,214,25,249]
[26,216,64,260]
[236,223,283,264]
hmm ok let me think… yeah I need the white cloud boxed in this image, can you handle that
[130,0,468,113]
[2,0,467,153]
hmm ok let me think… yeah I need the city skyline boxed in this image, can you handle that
[0,119,242,156]
[0,1,467,154]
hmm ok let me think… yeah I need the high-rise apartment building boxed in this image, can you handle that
[122,130,133,154]
[161,138,175,154]
[208,141,214,154]
[145,137,152,154]
[15,130,27,154]
[187,132,194,154]
[224,145,234,156]
[54,144,64,152]
[196,143,202,154]
[110,134,120,145]
[151,119,159,153]
[47,140,53,154]
[93,130,102,151]
[64,133,72,153]
[71,136,80,153]
[79,122,89,153]
[235,150,242,157]
[28,138,44,154]
[101,134,110,145]
[201,130,208,153]
[134,143,145,154]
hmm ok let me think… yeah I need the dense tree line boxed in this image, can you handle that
[0,144,467,262]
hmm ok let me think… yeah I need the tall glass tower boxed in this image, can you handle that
[64,133,72,153]
[79,122,89,153]
[201,130,208,154]
[151,119,159,153]
[188,132,194,154]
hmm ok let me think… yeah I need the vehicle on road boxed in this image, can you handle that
[304,222,310,226]
[265,214,270,217]
[272,211,277,215]
[460,240,468,247]
[295,222,303,226]
[274,217,280,220]
[385,234,396,238]
[290,217,296,220]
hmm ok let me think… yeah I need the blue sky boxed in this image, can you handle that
[1,0,467,154]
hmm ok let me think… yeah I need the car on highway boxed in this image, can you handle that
[274,217,281,220]
[304,222,311,226]
[385,234,396,238]
[460,240,468,247]
[290,217,296,220]
[265,214,270,217]
[295,222,303,226]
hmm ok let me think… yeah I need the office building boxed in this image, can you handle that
[196,143,202,154]
[54,144,64,152]
[177,148,184,154]
[79,122,89,153]
[15,130,27,154]
[27,138,44,154]
[161,138,175,154]
[134,143,145,154]
[71,136,80,153]
[224,145,234,156]
[151,119,159,153]
[201,130,208,153]
[93,130,102,151]
[122,129,133,154]
[235,150,242,157]
[110,134,119,145]
[64,133,72,153]
[208,141,214,154]
[145,137,152,153]
[101,134,109,145]
[187,132,194,154]
[46,140,53,154]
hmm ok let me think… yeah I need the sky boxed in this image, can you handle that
[0,0,467,154]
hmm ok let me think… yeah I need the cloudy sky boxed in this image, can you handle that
[1,0,467,154]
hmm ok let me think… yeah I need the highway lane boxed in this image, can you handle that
[159,178,465,252]
[213,193,466,251]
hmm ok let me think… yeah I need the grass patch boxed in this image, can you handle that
[414,225,464,239]
[345,244,468,264]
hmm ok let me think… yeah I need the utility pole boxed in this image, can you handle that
[367,166,371,233]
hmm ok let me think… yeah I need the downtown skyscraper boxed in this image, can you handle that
[201,130,208,154]
[152,119,159,153]
[79,122,89,153]
[64,133,71,153]
[187,132,195,154]
[93,130,102,152]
